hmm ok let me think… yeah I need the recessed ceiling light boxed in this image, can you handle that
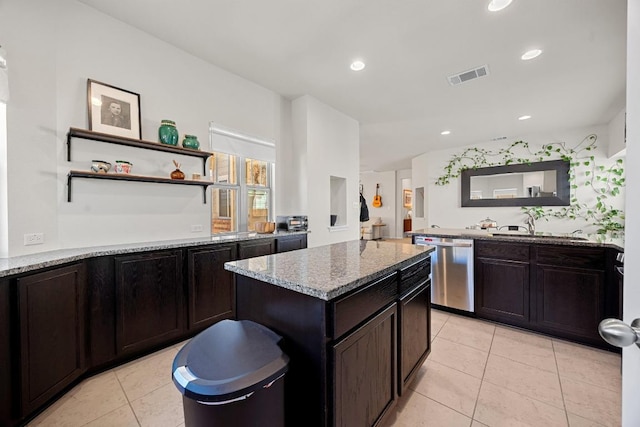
[488,0,513,12]
[521,49,542,60]
[518,115,532,121]
[441,130,451,135]
[350,60,365,71]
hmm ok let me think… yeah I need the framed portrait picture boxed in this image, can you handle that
[403,189,412,208]
[87,79,141,139]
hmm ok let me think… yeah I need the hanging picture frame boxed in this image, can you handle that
[87,79,141,139]
[403,189,412,208]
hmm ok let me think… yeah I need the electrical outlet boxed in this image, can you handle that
[24,233,44,246]
[191,224,203,233]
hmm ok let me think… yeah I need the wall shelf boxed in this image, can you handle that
[67,171,214,203]
[66,128,213,175]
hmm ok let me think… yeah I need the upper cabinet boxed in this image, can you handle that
[461,160,571,207]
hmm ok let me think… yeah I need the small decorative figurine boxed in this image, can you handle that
[171,160,185,180]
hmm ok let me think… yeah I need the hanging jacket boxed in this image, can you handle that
[360,193,370,222]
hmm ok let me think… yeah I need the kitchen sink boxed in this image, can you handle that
[490,233,588,241]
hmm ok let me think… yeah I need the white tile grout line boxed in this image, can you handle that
[470,324,496,425]
[113,362,143,427]
[551,340,571,427]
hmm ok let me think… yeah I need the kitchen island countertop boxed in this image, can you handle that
[225,239,434,300]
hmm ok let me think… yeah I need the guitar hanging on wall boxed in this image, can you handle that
[372,184,382,207]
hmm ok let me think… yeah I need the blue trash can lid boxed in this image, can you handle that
[172,319,289,403]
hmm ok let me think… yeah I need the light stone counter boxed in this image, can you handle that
[408,228,624,251]
[224,239,434,301]
[0,231,305,278]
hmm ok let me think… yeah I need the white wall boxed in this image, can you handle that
[290,96,359,247]
[413,125,626,234]
[0,0,287,255]
[622,2,640,425]
[359,171,396,238]
[608,107,627,158]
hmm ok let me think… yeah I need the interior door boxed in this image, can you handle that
[623,3,639,425]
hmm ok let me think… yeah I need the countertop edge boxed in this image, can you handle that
[0,231,306,278]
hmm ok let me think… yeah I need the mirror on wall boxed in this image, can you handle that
[461,160,570,207]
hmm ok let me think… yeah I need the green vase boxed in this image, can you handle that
[182,134,200,150]
[158,120,179,146]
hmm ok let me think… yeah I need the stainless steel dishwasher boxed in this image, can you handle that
[414,236,474,312]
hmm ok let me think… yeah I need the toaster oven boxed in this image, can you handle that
[276,215,308,231]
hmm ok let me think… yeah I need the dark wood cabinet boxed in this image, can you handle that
[115,250,184,355]
[535,246,606,346]
[187,244,237,331]
[475,241,531,326]
[398,282,430,394]
[238,238,276,259]
[86,256,117,367]
[0,279,13,425]
[474,241,614,348]
[17,264,86,415]
[276,234,307,253]
[332,303,397,427]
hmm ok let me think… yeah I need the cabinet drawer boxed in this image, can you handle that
[476,241,529,261]
[399,258,430,295]
[536,246,605,270]
[331,272,398,339]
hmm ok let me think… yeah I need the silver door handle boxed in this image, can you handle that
[598,318,640,349]
[427,242,472,248]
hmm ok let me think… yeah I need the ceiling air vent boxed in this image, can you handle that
[447,65,490,86]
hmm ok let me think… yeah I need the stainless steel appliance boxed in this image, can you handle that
[414,236,474,312]
[276,215,308,231]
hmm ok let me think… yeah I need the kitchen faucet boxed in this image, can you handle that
[524,212,535,236]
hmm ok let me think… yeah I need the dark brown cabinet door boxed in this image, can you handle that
[237,239,275,259]
[276,234,307,253]
[0,279,13,426]
[115,250,184,355]
[332,303,397,427]
[398,281,430,394]
[17,264,86,415]
[475,257,530,326]
[187,244,237,331]
[535,264,605,345]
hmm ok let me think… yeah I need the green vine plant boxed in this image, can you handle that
[435,134,625,236]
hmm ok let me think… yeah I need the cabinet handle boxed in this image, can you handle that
[598,318,640,349]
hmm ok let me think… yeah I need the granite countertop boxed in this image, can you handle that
[224,239,434,301]
[408,228,624,250]
[0,231,305,278]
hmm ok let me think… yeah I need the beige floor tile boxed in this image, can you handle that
[567,412,606,426]
[130,382,184,427]
[430,312,448,340]
[437,315,495,352]
[27,392,75,426]
[29,371,128,427]
[553,340,621,392]
[411,360,481,417]
[382,390,471,427]
[483,354,564,409]
[561,377,621,427]
[492,326,557,373]
[84,404,139,427]
[428,336,489,378]
[475,381,567,427]
[115,345,179,401]
[471,421,488,427]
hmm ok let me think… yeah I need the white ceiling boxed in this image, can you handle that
[79,0,627,172]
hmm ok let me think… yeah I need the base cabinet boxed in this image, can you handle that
[17,264,86,416]
[1,279,13,425]
[115,250,184,355]
[187,244,237,331]
[475,241,612,348]
[398,281,430,394]
[276,234,307,253]
[332,304,397,427]
[238,239,275,259]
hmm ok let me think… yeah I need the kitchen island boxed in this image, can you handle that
[225,239,434,427]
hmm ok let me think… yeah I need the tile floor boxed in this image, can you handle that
[28,309,622,427]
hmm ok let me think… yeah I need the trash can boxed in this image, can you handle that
[172,319,289,427]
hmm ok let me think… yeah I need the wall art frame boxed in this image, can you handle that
[87,79,141,139]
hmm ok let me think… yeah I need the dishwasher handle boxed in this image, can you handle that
[428,241,472,248]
